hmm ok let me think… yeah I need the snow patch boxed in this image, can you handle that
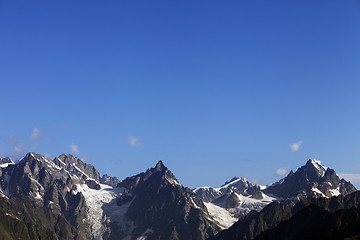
[75,183,133,240]
[136,228,153,240]
[34,191,43,200]
[73,163,89,178]
[194,186,221,193]
[259,185,267,190]
[204,202,237,229]
[330,187,341,197]
[0,161,15,168]
[56,157,66,165]
[309,159,328,176]
[311,187,327,198]
[190,198,200,209]
[219,177,247,189]
[165,175,180,186]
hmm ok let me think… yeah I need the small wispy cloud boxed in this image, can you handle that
[70,143,81,155]
[128,136,142,147]
[7,134,33,158]
[275,167,288,176]
[30,127,41,139]
[43,153,52,160]
[251,178,261,185]
[4,129,41,160]
[289,140,303,152]
[339,173,360,184]
[13,142,28,154]
[69,143,87,160]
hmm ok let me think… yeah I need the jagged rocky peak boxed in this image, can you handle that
[99,174,121,188]
[264,159,357,199]
[0,156,13,164]
[0,156,14,169]
[155,159,166,171]
[116,160,220,240]
[57,153,80,164]
[305,158,327,178]
[221,177,251,189]
[117,160,179,193]
[56,153,100,182]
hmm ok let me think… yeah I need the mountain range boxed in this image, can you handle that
[0,153,357,240]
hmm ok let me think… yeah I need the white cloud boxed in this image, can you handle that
[70,143,81,155]
[251,178,261,185]
[289,140,303,152]
[13,142,27,154]
[30,127,41,139]
[69,143,88,160]
[275,167,288,176]
[339,173,360,184]
[43,153,52,159]
[128,136,142,147]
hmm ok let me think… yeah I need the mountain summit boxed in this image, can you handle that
[0,153,357,240]
[264,159,356,200]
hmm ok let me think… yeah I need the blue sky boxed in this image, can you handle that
[1,0,360,188]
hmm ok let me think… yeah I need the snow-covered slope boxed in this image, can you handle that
[75,183,134,240]
[195,177,279,227]
[204,202,237,229]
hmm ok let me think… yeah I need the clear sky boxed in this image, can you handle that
[1,0,360,189]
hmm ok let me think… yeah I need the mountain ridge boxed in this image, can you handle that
[0,152,357,240]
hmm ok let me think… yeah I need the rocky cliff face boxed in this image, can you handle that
[0,153,95,239]
[0,193,71,239]
[116,160,221,240]
[100,174,121,188]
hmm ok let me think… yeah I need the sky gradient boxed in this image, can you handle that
[1,0,360,188]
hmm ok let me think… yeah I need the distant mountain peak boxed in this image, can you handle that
[221,177,248,188]
[305,158,327,177]
[264,159,356,199]
[306,158,324,168]
[155,160,166,171]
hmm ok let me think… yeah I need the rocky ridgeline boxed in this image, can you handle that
[0,153,357,240]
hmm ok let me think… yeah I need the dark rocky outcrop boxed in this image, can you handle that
[100,174,121,188]
[116,160,221,240]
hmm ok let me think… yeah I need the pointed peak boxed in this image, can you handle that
[230,177,240,182]
[221,177,248,188]
[154,160,167,171]
[303,158,328,178]
[0,157,12,164]
[25,152,43,160]
[306,159,327,169]
[307,158,322,166]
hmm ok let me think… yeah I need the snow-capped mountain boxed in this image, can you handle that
[264,159,356,200]
[115,160,220,239]
[209,190,360,240]
[0,157,15,168]
[194,177,279,228]
[0,153,357,240]
[195,159,356,230]
[0,153,220,240]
